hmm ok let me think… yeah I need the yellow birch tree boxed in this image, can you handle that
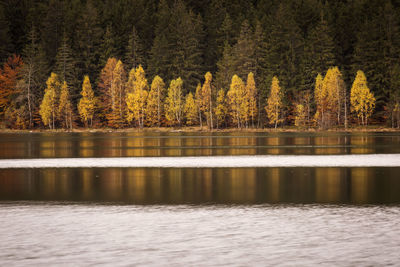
[146,75,165,127]
[165,78,183,126]
[58,81,73,129]
[184,92,197,126]
[78,75,95,127]
[40,72,60,129]
[265,76,283,128]
[227,75,245,128]
[215,89,227,129]
[350,70,376,125]
[245,72,257,127]
[126,65,148,128]
[109,60,126,128]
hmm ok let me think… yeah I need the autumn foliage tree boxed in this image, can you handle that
[40,73,60,129]
[165,77,183,126]
[227,75,245,128]
[350,70,376,125]
[78,75,95,127]
[98,57,117,127]
[265,76,283,128]
[58,81,73,130]
[245,72,257,127]
[184,92,197,126]
[126,65,148,128]
[146,75,165,127]
[0,55,23,120]
[214,89,227,129]
[110,60,126,128]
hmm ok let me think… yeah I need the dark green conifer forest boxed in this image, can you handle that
[1,0,400,129]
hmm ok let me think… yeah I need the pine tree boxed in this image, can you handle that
[40,73,60,129]
[75,0,102,82]
[301,14,336,92]
[215,41,234,91]
[165,77,183,126]
[214,88,227,129]
[146,75,165,127]
[233,20,256,80]
[125,26,145,71]
[265,76,283,129]
[78,75,95,127]
[99,25,117,68]
[19,26,48,128]
[350,70,375,126]
[0,5,12,63]
[58,81,73,129]
[54,32,77,100]
[265,3,304,96]
[184,92,197,126]
[126,65,148,128]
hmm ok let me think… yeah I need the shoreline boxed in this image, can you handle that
[0,126,399,134]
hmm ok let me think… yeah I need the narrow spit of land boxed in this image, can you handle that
[0,126,399,134]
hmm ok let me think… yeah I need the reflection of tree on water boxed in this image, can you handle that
[2,167,399,204]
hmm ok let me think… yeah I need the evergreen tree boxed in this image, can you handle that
[54,32,77,99]
[19,26,48,128]
[125,26,145,71]
[0,5,12,63]
[302,15,336,92]
[233,20,256,81]
[75,0,102,82]
[99,25,117,68]
[265,3,304,96]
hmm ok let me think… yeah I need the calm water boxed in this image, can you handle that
[1,132,400,265]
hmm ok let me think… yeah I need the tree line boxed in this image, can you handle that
[1,55,376,130]
[0,0,399,129]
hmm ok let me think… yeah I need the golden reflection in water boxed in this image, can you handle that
[293,136,311,154]
[81,169,94,200]
[126,168,147,202]
[315,168,342,203]
[79,133,94,157]
[266,136,280,155]
[41,169,57,198]
[267,168,281,202]
[39,136,57,158]
[351,168,372,204]
[227,168,256,203]
[164,137,183,156]
[126,136,146,157]
[102,168,124,200]
[314,136,342,155]
[351,135,373,154]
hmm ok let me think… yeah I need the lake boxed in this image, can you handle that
[1,131,400,265]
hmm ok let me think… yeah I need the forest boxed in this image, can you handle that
[0,0,400,130]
